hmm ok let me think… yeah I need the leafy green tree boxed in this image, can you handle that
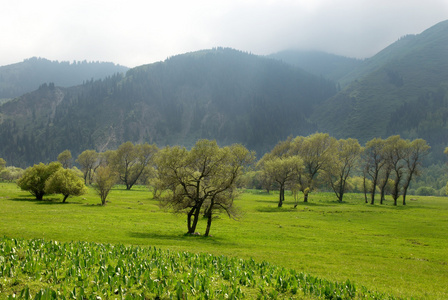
[401,139,430,205]
[290,133,337,202]
[110,142,158,190]
[376,137,395,204]
[258,154,302,207]
[45,168,88,202]
[17,162,62,200]
[323,138,362,202]
[92,165,117,206]
[156,140,254,236]
[0,158,5,170]
[385,136,408,205]
[202,144,255,236]
[76,150,99,184]
[363,138,387,205]
[57,150,72,169]
[377,136,400,204]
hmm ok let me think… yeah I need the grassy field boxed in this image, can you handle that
[0,182,447,299]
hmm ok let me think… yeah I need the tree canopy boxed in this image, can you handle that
[45,168,88,202]
[17,162,62,200]
[92,165,117,206]
[57,150,73,169]
[110,142,158,190]
[156,140,255,236]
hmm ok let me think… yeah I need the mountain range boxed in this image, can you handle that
[1,20,447,167]
[0,57,128,101]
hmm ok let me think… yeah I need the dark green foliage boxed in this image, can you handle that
[0,48,336,167]
[415,186,436,196]
[0,57,128,99]
[268,50,363,83]
[314,20,448,159]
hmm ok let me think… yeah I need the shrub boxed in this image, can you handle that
[416,186,436,196]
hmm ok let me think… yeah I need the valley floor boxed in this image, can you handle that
[0,183,447,299]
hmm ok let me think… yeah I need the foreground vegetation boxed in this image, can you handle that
[0,237,387,299]
[0,183,447,299]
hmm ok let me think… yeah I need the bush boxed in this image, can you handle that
[17,162,62,200]
[45,168,88,202]
[0,166,24,182]
[416,186,436,196]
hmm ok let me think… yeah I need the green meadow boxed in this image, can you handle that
[0,182,447,299]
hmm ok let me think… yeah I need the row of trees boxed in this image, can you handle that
[13,140,254,236]
[258,133,430,207]
[6,134,435,235]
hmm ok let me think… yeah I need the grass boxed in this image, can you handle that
[0,182,447,299]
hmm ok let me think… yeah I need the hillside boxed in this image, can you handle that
[268,50,362,84]
[314,20,448,161]
[0,57,128,100]
[0,48,336,166]
[1,20,448,167]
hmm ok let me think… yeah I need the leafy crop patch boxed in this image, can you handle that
[0,237,395,299]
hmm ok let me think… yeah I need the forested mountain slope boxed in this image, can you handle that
[2,20,447,167]
[268,50,362,84]
[0,57,128,100]
[0,48,336,166]
[314,20,448,161]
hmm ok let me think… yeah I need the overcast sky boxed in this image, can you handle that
[1,0,447,68]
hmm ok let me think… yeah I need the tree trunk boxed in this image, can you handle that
[204,211,213,237]
[379,171,390,205]
[189,207,201,234]
[338,191,344,203]
[370,175,378,205]
[337,180,345,202]
[187,207,196,233]
[402,177,412,206]
[63,194,69,203]
[370,184,376,205]
[278,185,284,207]
[379,184,386,205]
[303,192,308,203]
[392,175,401,205]
[363,176,368,203]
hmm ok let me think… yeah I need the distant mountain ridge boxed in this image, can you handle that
[0,48,336,166]
[314,19,448,161]
[0,57,129,100]
[1,20,448,166]
[268,50,362,84]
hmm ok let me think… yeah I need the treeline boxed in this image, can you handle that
[2,133,446,235]
[255,134,431,207]
[11,140,254,236]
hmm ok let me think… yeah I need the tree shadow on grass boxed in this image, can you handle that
[256,202,331,212]
[9,196,81,205]
[256,206,297,213]
[128,231,228,245]
[255,199,280,204]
